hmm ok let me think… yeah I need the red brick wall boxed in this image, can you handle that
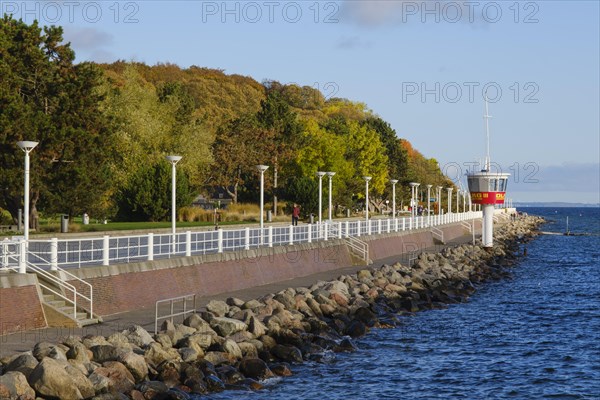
[0,286,46,335]
[69,244,352,316]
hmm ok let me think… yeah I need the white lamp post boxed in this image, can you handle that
[409,182,419,221]
[390,179,398,218]
[426,184,432,225]
[437,186,443,215]
[364,176,372,222]
[166,155,182,253]
[447,187,453,214]
[456,187,460,213]
[326,172,335,223]
[316,171,326,224]
[17,141,39,243]
[257,165,269,243]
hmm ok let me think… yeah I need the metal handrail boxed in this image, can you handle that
[155,294,197,333]
[431,227,444,243]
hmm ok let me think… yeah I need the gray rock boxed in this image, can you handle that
[66,342,91,363]
[118,351,148,382]
[5,353,38,378]
[206,300,229,317]
[242,299,263,310]
[210,317,247,337]
[0,371,36,399]
[226,297,245,307]
[28,357,93,400]
[122,325,155,348]
[247,316,267,338]
[222,339,243,359]
[183,314,217,335]
[172,323,198,344]
[89,361,135,394]
[32,342,67,362]
[238,358,274,380]
[178,347,200,362]
[177,333,212,353]
[90,345,120,363]
[271,344,303,363]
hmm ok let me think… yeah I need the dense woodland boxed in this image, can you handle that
[0,17,454,224]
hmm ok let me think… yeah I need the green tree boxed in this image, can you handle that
[116,162,192,222]
[0,17,116,222]
[101,65,213,195]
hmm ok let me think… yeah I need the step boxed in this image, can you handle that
[46,300,67,308]
[43,294,55,302]
[77,318,99,327]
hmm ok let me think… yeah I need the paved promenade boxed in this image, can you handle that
[0,234,476,358]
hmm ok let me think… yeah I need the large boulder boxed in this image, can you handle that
[271,345,303,363]
[210,317,247,337]
[28,357,94,400]
[206,300,229,317]
[176,333,212,353]
[222,339,243,359]
[5,353,38,378]
[66,342,92,363]
[32,342,67,361]
[122,325,155,348]
[144,343,181,366]
[183,314,217,336]
[0,371,36,399]
[118,351,148,382]
[90,361,135,394]
[91,345,122,363]
[238,358,274,380]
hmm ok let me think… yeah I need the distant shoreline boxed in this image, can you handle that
[514,203,599,208]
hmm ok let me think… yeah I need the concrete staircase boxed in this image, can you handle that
[36,273,101,328]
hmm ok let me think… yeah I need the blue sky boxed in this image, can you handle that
[4,0,599,203]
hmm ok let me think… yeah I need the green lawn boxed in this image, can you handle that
[77,220,251,232]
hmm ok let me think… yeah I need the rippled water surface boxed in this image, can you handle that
[204,207,600,400]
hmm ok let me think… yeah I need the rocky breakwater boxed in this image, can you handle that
[0,215,544,400]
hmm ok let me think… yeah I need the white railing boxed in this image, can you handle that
[1,212,483,271]
[1,245,93,318]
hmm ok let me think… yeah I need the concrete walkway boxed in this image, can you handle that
[0,234,477,358]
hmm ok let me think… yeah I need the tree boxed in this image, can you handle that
[211,115,269,203]
[116,162,192,222]
[101,65,213,197]
[0,16,116,222]
[284,176,318,216]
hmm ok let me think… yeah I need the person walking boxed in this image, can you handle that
[292,203,300,226]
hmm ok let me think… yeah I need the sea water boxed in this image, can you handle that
[204,207,600,399]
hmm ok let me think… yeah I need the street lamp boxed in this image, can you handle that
[326,172,335,222]
[390,179,398,219]
[426,184,432,225]
[166,155,182,253]
[437,186,443,215]
[257,165,269,243]
[17,141,39,242]
[447,187,453,214]
[316,171,326,224]
[409,182,419,221]
[456,187,460,213]
[363,176,372,222]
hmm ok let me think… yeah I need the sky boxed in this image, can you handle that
[3,0,599,203]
